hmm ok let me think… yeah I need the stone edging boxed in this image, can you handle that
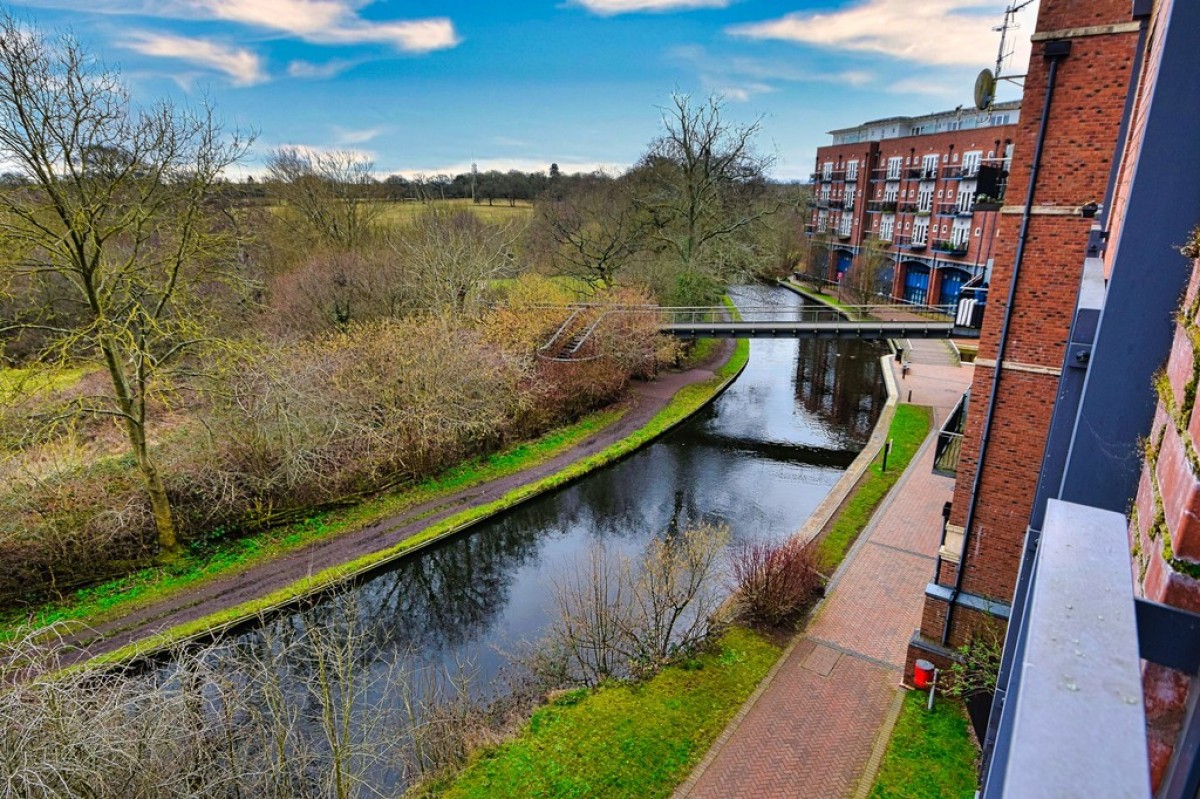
[797,356,899,545]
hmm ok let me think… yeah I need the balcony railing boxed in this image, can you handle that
[897,201,919,214]
[933,391,968,476]
[905,166,923,180]
[907,238,929,251]
[919,166,939,180]
[866,199,897,213]
[932,238,970,255]
[828,199,845,210]
[888,233,909,246]
[935,201,960,217]
[943,165,981,180]
[873,167,902,182]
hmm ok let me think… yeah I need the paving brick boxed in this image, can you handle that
[679,361,973,798]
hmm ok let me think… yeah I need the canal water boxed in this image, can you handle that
[189,284,886,788]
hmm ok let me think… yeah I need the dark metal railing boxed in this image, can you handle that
[933,391,969,476]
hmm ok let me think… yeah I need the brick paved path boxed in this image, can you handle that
[676,358,972,799]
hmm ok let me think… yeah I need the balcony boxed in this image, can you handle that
[942,165,981,180]
[920,166,939,181]
[935,201,960,217]
[830,169,846,182]
[873,167,902,182]
[889,233,909,247]
[897,201,919,214]
[836,230,852,241]
[932,238,970,255]
[906,237,929,251]
[933,391,968,476]
[905,166,923,180]
[866,199,897,213]
[828,198,845,210]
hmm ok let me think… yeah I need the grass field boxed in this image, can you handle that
[418,627,780,799]
[376,197,534,225]
[869,690,979,799]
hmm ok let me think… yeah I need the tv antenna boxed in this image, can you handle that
[973,0,1036,110]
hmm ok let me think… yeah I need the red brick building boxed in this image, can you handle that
[872,0,1200,793]
[805,104,1018,310]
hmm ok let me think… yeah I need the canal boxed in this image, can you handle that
[187,284,887,789]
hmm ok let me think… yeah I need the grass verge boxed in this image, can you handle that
[64,339,749,667]
[1,408,623,639]
[415,627,780,799]
[817,404,932,569]
[868,690,979,799]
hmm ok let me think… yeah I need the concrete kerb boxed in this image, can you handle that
[796,354,899,547]
[80,349,752,670]
[674,358,902,799]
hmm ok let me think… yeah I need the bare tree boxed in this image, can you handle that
[0,15,252,556]
[266,147,381,249]
[393,208,520,315]
[532,172,646,288]
[632,92,778,300]
[540,522,730,686]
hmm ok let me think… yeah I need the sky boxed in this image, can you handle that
[6,0,1039,180]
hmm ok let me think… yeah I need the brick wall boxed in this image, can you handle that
[1130,249,1200,788]
[927,6,1139,619]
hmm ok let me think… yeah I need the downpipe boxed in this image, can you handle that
[941,40,1072,647]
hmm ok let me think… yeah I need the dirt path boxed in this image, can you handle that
[59,341,735,666]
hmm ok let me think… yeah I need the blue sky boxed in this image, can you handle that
[9,0,1037,180]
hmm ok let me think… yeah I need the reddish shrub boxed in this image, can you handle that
[729,537,826,628]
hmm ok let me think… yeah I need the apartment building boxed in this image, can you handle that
[806,102,1018,309]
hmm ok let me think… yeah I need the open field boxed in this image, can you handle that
[376,197,535,225]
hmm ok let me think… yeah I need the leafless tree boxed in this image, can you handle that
[0,14,252,556]
[540,522,730,686]
[266,147,381,249]
[531,172,646,288]
[392,208,521,315]
[633,93,778,289]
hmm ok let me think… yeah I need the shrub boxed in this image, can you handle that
[729,537,826,627]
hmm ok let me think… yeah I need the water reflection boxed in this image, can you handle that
[177,285,885,792]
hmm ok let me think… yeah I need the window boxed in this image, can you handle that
[846,160,859,181]
[879,215,895,241]
[838,214,852,237]
[962,151,982,177]
[820,185,830,204]
[822,161,833,180]
[918,187,934,212]
[957,187,975,214]
[887,157,903,180]
[912,219,929,245]
[951,220,971,247]
[884,184,899,202]
[921,153,939,180]
[844,186,856,210]
[817,211,828,232]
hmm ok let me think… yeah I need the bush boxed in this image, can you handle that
[729,537,826,628]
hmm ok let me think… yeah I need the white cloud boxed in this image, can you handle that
[286,59,356,79]
[22,0,461,53]
[727,0,1038,69]
[668,46,879,99]
[200,0,459,52]
[332,125,386,145]
[572,0,730,15]
[123,31,266,85]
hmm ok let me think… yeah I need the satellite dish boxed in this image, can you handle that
[974,68,996,110]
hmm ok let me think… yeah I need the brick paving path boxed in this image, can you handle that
[676,357,972,799]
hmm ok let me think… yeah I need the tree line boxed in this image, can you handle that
[0,9,806,606]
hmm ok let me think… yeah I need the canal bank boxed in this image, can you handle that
[676,352,973,799]
[56,337,750,669]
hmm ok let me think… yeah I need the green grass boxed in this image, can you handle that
[782,278,863,319]
[376,198,534,225]
[417,627,780,799]
[34,337,749,666]
[0,364,90,402]
[868,690,979,799]
[1,407,623,639]
[817,404,932,568]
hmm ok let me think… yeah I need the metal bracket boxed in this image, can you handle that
[1067,343,1092,369]
[1136,598,1200,673]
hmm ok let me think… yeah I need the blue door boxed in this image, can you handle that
[903,262,929,305]
[938,268,971,309]
[877,260,895,298]
[836,250,854,278]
